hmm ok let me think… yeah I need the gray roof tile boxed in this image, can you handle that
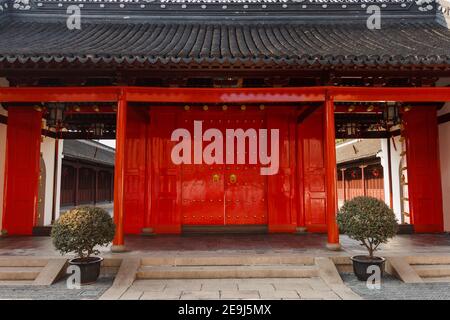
[0,18,449,67]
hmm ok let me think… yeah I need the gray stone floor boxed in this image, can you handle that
[0,276,114,300]
[1,274,450,300]
[120,278,345,300]
[1,234,449,257]
[342,273,450,300]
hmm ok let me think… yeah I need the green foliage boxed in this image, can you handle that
[337,196,398,258]
[51,206,115,258]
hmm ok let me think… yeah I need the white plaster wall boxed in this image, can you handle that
[40,136,64,225]
[54,140,63,221]
[0,121,6,230]
[0,78,8,231]
[438,103,450,232]
[380,135,403,223]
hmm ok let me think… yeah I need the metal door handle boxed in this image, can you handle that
[212,174,220,182]
[229,174,237,184]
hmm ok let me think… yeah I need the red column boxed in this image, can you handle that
[341,168,346,201]
[2,107,42,235]
[360,165,367,196]
[112,95,127,251]
[324,96,340,250]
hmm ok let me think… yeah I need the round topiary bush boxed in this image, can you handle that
[51,206,115,259]
[337,196,398,258]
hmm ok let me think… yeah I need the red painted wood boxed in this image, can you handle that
[298,106,327,233]
[3,86,450,104]
[2,107,42,235]
[404,107,444,232]
[324,98,340,245]
[123,107,148,234]
[180,112,225,225]
[143,106,299,231]
[337,165,385,204]
[267,108,297,232]
[113,96,127,246]
[149,108,181,234]
[225,111,268,226]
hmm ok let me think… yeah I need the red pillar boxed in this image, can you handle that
[112,95,127,251]
[341,168,346,201]
[360,165,367,196]
[2,107,42,235]
[324,96,340,250]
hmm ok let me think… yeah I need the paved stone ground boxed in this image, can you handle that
[118,278,346,300]
[1,274,450,300]
[1,234,449,257]
[342,273,450,300]
[0,276,114,300]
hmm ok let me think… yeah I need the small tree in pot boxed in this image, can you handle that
[51,206,115,285]
[337,196,397,281]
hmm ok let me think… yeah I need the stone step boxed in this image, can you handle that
[406,256,450,265]
[137,265,318,279]
[412,265,450,277]
[0,280,35,286]
[141,255,314,267]
[422,276,450,283]
[0,258,49,267]
[0,267,43,280]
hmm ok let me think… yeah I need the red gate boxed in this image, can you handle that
[180,109,268,225]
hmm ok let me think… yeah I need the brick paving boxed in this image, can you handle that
[1,234,449,257]
[341,273,450,300]
[1,274,450,300]
[118,278,347,300]
[0,276,113,300]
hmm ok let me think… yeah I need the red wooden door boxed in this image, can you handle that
[181,114,225,225]
[224,113,267,225]
[180,110,267,225]
[298,107,327,232]
[404,107,443,232]
[3,107,42,235]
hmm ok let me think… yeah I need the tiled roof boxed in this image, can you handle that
[0,19,449,67]
[336,139,381,164]
[63,140,115,166]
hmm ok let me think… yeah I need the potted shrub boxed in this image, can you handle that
[51,206,115,284]
[337,196,397,281]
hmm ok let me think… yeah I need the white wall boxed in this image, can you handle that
[40,137,64,225]
[380,134,403,223]
[41,137,53,225]
[438,103,450,232]
[0,120,6,230]
[0,78,8,231]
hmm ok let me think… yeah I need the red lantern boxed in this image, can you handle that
[372,168,380,177]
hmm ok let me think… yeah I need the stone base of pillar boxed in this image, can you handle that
[111,245,126,253]
[141,227,155,236]
[326,243,341,251]
[295,227,308,234]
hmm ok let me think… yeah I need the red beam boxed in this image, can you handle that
[0,87,119,102]
[1,86,450,104]
[125,87,325,103]
[330,87,450,102]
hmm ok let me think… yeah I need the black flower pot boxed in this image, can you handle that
[351,255,385,281]
[68,257,103,285]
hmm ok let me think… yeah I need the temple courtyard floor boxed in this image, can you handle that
[0,234,449,300]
